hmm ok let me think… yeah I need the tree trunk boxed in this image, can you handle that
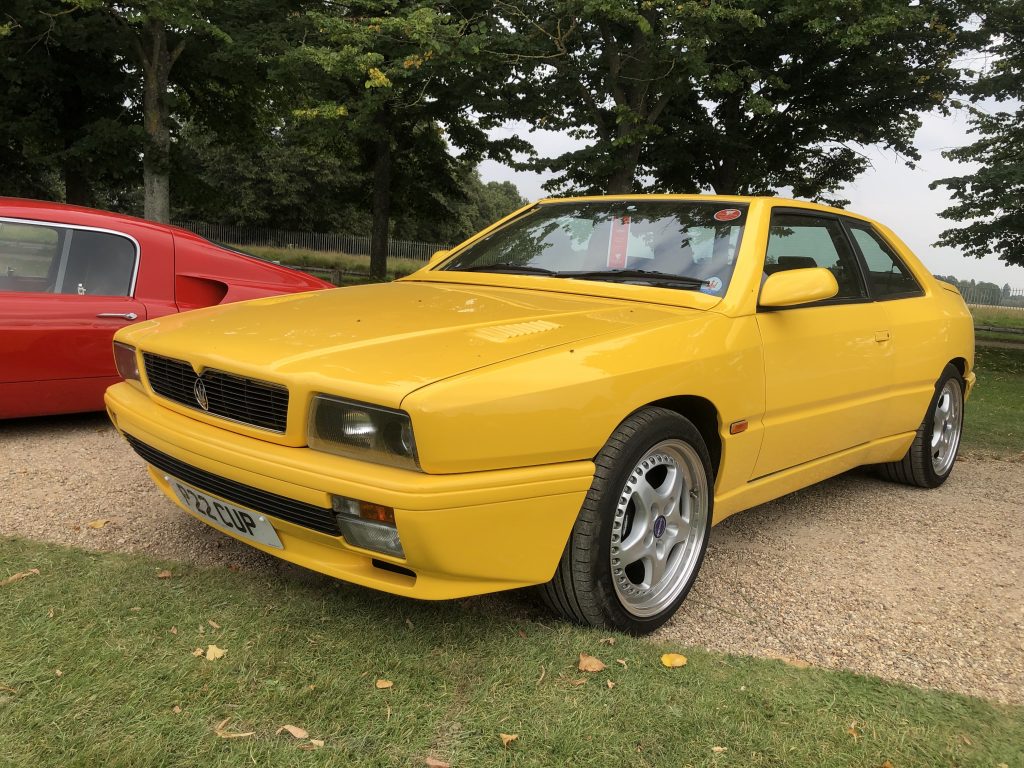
[133,20,184,224]
[606,143,642,194]
[369,137,393,281]
[64,162,93,207]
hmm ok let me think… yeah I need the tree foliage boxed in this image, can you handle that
[0,0,140,206]
[500,0,975,201]
[932,0,1024,268]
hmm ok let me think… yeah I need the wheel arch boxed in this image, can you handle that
[646,395,722,479]
[949,356,968,378]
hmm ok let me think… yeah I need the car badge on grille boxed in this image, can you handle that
[193,379,209,411]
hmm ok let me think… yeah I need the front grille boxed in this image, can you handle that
[142,353,289,433]
[124,434,340,536]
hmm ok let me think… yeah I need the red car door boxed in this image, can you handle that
[0,217,161,418]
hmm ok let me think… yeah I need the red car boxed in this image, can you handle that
[0,198,332,419]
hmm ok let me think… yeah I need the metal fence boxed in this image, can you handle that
[173,220,450,262]
[959,285,1024,309]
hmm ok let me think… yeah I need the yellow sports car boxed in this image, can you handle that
[105,196,974,634]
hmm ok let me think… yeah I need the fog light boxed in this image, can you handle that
[332,496,404,557]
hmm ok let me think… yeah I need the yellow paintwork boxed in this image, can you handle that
[759,268,839,307]
[106,195,975,600]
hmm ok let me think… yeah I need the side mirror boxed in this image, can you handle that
[759,267,839,308]
[427,249,450,268]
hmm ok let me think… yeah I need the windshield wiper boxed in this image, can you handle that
[453,263,558,275]
[556,269,707,290]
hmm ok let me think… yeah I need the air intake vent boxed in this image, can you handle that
[142,353,289,433]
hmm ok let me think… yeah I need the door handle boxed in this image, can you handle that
[96,312,138,321]
[874,330,891,343]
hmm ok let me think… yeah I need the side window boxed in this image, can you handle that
[0,221,62,293]
[0,221,136,296]
[765,212,866,300]
[61,229,136,296]
[846,222,923,299]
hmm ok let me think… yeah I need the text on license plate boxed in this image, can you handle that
[166,475,283,549]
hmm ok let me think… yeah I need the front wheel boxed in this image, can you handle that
[541,407,713,635]
[878,363,965,488]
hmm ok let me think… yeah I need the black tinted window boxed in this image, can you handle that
[847,222,923,299]
[765,213,866,300]
[60,229,136,296]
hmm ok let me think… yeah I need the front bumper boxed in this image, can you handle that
[105,382,593,599]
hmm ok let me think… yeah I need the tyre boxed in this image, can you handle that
[878,363,965,488]
[541,407,713,635]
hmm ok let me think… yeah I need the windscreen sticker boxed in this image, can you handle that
[607,216,631,268]
[700,275,723,294]
[713,208,742,222]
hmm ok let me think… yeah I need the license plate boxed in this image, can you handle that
[166,475,283,549]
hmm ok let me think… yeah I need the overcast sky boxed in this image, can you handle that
[479,109,1024,288]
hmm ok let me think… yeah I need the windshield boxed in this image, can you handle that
[442,201,748,296]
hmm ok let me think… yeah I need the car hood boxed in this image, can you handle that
[122,280,697,407]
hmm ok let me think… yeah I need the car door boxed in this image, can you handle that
[752,209,894,478]
[843,219,936,438]
[0,218,146,418]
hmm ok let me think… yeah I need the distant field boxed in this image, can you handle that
[236,245,426,283]
[969,305,1024,330]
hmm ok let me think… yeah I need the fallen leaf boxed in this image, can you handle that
[192,647,204,657]
[0,685,17,694]
[424,758,450,768]
[227,564,240,572]
[157,570,172,579]
[957,734,972,746]
[172,705,182,714]
[47,607,55,619]
[405,618,414,629]
[54,669,63,678]
[661,653,688,668]
[1,568,40,587]
[169,626,178,635]
[616,659,628,668]
[599,637,616,646]
[536,665,546,684]
[375,679,394,689]
[205,645,226,661]
[568,678,588,687]
[130,607,141,612]
[517,629,528,639]
[578,653,606,672]
[765,652,811,669]
[880,762,894,768]
[712,745,727,753]
[847,721,861,742]
[306,684,316,691]
[276,725,309,739]
[500,733,519,748]
[309,739,325,748]
[606,680,616,689]
[208,619,221,630]
[214,718,255,739]
[86,519,110,530]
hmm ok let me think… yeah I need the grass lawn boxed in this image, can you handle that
[963,345,1024,456]
[968,305,1024,330]
[238,245,427,283]
[1,538,1022,768]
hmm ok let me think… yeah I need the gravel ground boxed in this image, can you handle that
[2,413,1022,705]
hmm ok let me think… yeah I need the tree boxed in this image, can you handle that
[932,1,1024,268]
[499,0,974,200]
[0,0,140,206]
[299,1,526,278]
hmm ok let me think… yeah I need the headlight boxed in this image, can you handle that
[113,342,141,386]
[308,395,420,470]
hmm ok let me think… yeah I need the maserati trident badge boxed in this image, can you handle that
[193,379,209,411]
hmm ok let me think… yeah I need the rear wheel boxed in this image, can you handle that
[541,407,713,635]
[878,364,964,488]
